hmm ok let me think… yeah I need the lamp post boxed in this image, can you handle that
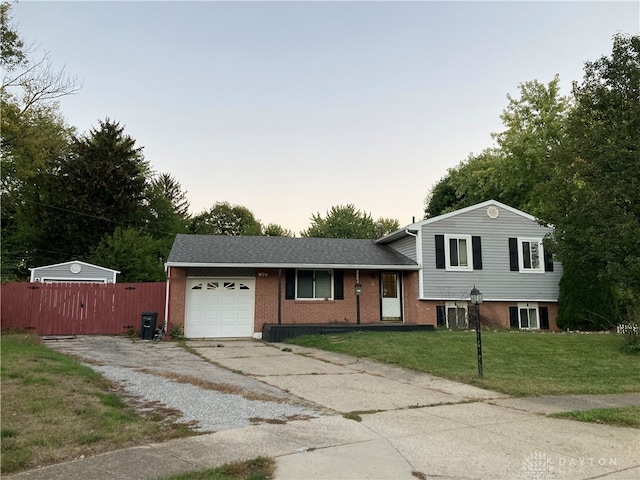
[355,270,362,324]
[470,286,483,378]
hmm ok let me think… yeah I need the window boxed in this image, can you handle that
[445,235,472,271]
[296,270,333,299]
[510,238,545,273]
[520,239,542,271]
[510,304,540,329]
[436,235,482,270]
[445,302,468,328]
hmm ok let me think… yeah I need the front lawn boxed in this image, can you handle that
[0,332,194,474]
[288,330,640,396]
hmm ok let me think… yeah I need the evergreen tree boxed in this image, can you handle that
[39,119,150,261]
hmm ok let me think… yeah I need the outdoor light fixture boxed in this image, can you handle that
[470,286,483,305]
[470,286,483,378]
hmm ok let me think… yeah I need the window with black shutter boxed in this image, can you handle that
[436,305,446,327]
[435,235,445,269]
[472,236,482,270]
[334,270,344,300]
[539,306,549,329]
[509,306,519,328]
[508,238,519,271]
[285,270,295,299]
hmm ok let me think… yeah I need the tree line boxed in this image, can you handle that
[424,34,639,331]
[0,3,398,283]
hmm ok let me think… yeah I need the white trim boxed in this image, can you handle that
[518,238,545,274]
[40,277,110,283]
[164,270,171,334]
[29,260,120,274]
[445,301,468,328]
[420,297,558,303]
[444,234,473,272]
[166,262,419,271]
[517,302,540,329]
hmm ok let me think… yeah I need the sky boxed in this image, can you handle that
[10,1,640,234]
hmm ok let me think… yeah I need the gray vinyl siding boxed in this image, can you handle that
[387,235,417,262]
[420,205,562,301]
[31,263,117,283]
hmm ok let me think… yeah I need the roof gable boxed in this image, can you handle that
[29,260,120,274]
[377,200,540,244]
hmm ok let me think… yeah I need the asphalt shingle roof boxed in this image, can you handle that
[167,234,418,269]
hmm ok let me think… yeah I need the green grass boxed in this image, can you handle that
[158,457,275,480]
[287,330,640,396]
[550,407,640,428]
[1,332,195,474]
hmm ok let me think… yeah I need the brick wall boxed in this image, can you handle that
[417,299,559,330]
[167,267,187,329]
[170,267,527,336]
[255,269,383,332]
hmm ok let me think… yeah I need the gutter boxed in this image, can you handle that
[164,262,420,271]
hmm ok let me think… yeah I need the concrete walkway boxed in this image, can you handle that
[10,339,640,480]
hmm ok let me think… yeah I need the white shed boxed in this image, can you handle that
[29,261,120,283]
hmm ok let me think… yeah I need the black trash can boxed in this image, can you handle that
[140,311,158,340]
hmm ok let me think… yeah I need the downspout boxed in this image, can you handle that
[404,229,422,305]
[277,268,282,325]
[163,266,170,336]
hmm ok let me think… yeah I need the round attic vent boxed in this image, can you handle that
[487,206,499,219]
[70,263,82,274]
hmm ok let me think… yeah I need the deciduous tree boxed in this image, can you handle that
[190,202,262,236]
[540,34,640,321]
[301,204,398,239]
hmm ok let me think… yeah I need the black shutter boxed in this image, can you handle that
[509,306,519,329]
[334,270,344,300]
[544,252,554,272]
[539,307,549,330]
[436,305,446,327]
[285,270,295,300]
[508,238,519,271]
[435,235,445,269]
[472,236,482,270]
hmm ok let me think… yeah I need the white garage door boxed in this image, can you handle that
[185,278,255,338]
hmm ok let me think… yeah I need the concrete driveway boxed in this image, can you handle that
[22,337,640,480]
[190,340,639,480]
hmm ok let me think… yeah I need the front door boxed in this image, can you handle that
[381,272,402,321]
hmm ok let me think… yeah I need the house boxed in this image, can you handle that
[166,235,425,338]
[377,200,563,330]
[29,260,119,283]
[165,200,562,339]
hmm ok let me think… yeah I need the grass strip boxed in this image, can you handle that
[549,406,640,428]
[157,456,275,480]
[288,330,640,396]
[0,332,194,474]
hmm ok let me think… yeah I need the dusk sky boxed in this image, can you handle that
[12,1,639,234]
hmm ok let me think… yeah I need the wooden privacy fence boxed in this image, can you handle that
[1,282,166,335]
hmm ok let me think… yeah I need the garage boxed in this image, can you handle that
[185,278,255,338]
